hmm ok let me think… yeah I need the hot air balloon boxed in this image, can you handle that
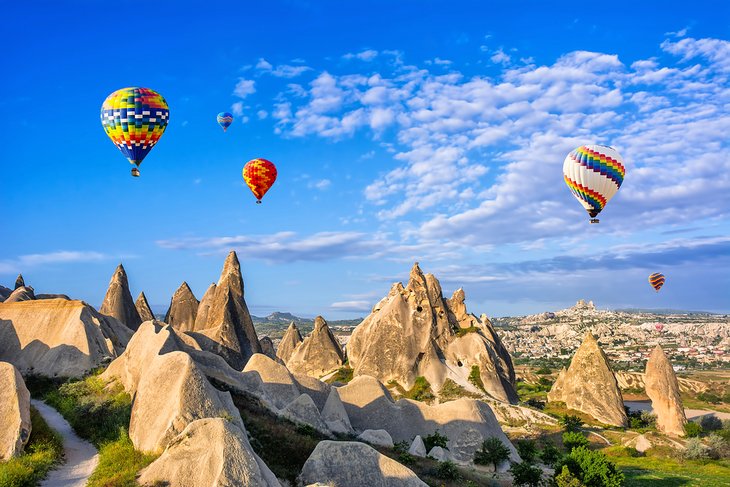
[649,273,665,292]
[563,145,625,223]
[243,158,277,203]
[654,323,664,332]
[217,112,233,132]
[100,87,169,177]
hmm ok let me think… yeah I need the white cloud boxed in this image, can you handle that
[231,101,244,116]
[257,58,312,78]
[256,58,273,70]
[233,78,256,98]
[0,251,108,275]
[343,49,378,61]
[330,300,372,312]
[490,48,511,65]
[308,179,331,190]
[257,110,268,119]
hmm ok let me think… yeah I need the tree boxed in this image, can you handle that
[474,437,511,471]
[510,462,543,486]
[563,431,589,452]
[684,421,703,438]
[700,415,723,432]
[555,465,585,487]
[560,415,583,432]
[423,430,448,452]
[434,460,460,480]
[557,446,624,487]
[516,439,538,463]
[540,440,562,465]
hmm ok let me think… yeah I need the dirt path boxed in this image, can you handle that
[31,399,99,487]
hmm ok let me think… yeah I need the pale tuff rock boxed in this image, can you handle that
[189,251,261,369]
[242,354,301,409]
[276,322,303,364]
[259,336,278,361]
[193,283,216,330]
[408,435,427,457]
[547,332,628,427]
[347,263,517,403]
[0,362,31,460]
[321,387,353,435]
[4,286,36,303]
[279,393,329,434]
[286,316,344,378]
[135,292,155,322]
[165,282,199,333]
[138,418,281,487]
[357,429,394,448]
[0,299,132,377]
[428,446,451,462]
[14,274,25,290]
[338,375,519,464]
[36,293,71,300]
[623,434,652,453]
[616,371,707,394]
[645,345,687,436]
[0,285,12,302]
[300,441,428,487]
[100,264,142,331]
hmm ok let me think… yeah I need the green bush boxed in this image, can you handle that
[697,391,721,404]
[474,437,511,471]
[510,461,543,486]
[684,421,703,438]
[515,439,538,463]
[557,446,624,487]
[325,366,354,384]
[539,440,562,465]
[403,376,436,403]
[555,465,585,487]
[683,437,710,460]
[423,430,448,452]
[700,415,723,431]
[455,326,479,337]
[434,460,461,480]
[706,433,730,459]
[560,414,583,432]
[468,365,486,392]
[562,431,589,452]
[535,367,553,375]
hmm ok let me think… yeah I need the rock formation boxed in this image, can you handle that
[409,435,427,457]
[135,292,155,322]
[193,283,216,330]
[616,371,707,395]
[547,332,628,427]
[0,285,12,302]
[164,282,199,332]
[645,345,687,436]
[0,362,31,460]
[347,263,517,402]
[299,441,428,487]
[321,387,353,434]
[100,264,142,331]
[4,286,35,303]
[36,293,70,300]
[276,322,303,363]
[357,429,394,448]
[259,336,277,361]
[14,274,25,290]
[0,299,132,377]
[286,316,344,377]
[188,251,261,369]
[279,393,329,434]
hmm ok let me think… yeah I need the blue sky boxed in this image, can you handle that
[2,1,729,317]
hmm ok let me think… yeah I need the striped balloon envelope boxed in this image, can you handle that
[563,145,625,223]
[243,158,277,203]
[649,273,665,292]
[217,112,233,131]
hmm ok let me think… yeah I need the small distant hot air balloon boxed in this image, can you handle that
[654,323,664,332]
[100,87,169,177]
[563,145,625,223]
[243,158,277,203]
[217,112,233,132]
[649,273,665,292]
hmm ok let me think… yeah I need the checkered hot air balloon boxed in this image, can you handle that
[100,87,169,177]
[563,145,625,224]
[217,112,233,132]
[243,158,277,203]
[649,273,665,292]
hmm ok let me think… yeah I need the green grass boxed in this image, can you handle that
[605,448,730,486]
[455,326,480,337]
[439,378,481,402]
[87,432,157,487]
[0,407,64,487]
[468,365,486,393]
[325,366,354,384]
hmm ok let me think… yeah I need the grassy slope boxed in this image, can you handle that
[605,449,730,487]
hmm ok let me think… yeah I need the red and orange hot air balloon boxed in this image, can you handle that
[648,273,665,292]
[243,158,277,203]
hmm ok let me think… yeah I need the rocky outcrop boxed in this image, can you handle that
[138,418,280,487]
[0,285,12,302]
[616,371,707,395]
[0,299,132,377]
[299,441,428,487]
[14,275,25,290]
[135,292,155,322]
[36,293,71,300]
[5,286,35,303]
[193,283,216,331]
[347,263,517,402]
[276,322,303,364]
[164,282,199,333]
[189,252,261,369]
[259,336,277,361]
[0,362,31,460]
[242,354,301,409]
[287,316,344,377]
[645,345,687,436]
[321,387,353,434]
[279,393,329,434]
[357,429,394,448]
[338,375,518,464]
[409,435,426,457]
[547,332,627,427]
[100,264,141,331]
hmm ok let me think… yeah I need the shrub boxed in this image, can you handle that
[468,365,486,392]
[539,440,562,465]
[683,437,710,460]
[516,439,538,463]
[404,376,436,403]
[455,326,479,337]
[562,431,589,452]
[423,430,448,452]
[557,446,624,487]
[706,433,730,459]
[560,414,583,432]
[511,461,543,486]
[474,437,511,471]
[393,440,410,454]
[697,391,721,404]
[536,366,553,375]
[555,465,585,487]
[397,451,415,465]
[700,415,723,432]
[434,460,461,480]
[684,421,703,438]
[325,366,353,384]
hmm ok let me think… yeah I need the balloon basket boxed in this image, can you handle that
[590,218,599,224]
[131,168,140,177]
[256,200,262,204]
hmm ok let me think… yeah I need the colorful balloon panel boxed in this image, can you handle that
[563,145,625,218]
[217,112,233,131]
[649,273,665,292]
[100,87,169,167]
[243,158,277,202]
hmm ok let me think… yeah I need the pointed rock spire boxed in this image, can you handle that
[5,286,35,303]
[135,292,155,323]
[276,322,303,364]
[14,274,25,290]
[645,345,687,436]
[99,264,142,331]
[259,336,277,361]
[547,332,627,426]
[287,316,345,377]
[193,283,216,331]
[164,282,199,333]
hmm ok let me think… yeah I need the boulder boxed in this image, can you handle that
[276,322,303,364]
[427,446,450,462]
[100,264,142,331]
[242,354,301,409]
[279,393,329,434]
[287,316,344,378]
[299,441,428,487]
[357,429,394,448]
[624,434,652,453]
[0,299,132,377]
[259,336,278,361]
[408,436,426,457]
[165,282,199,333]
[5,286,35,303]
[138,418,280,487]
[36,294,71,300]
[337,375,518,464]
[645,345,687,436]
[321,388,353,435]
[193,283,216,331]
[135,292,155,322]
[547,332,627,427]
[189,251,261,369]
[0,362,31,460]
[14,274,25,290]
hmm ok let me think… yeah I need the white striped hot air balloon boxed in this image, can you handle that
[563,145,626,223]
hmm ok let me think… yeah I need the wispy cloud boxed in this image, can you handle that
[330,300,371,312]
[256,58,312,78]
[233,78,256,98]
[343,49,378,61]
[0,251,109,275]
[308,179,331,190]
